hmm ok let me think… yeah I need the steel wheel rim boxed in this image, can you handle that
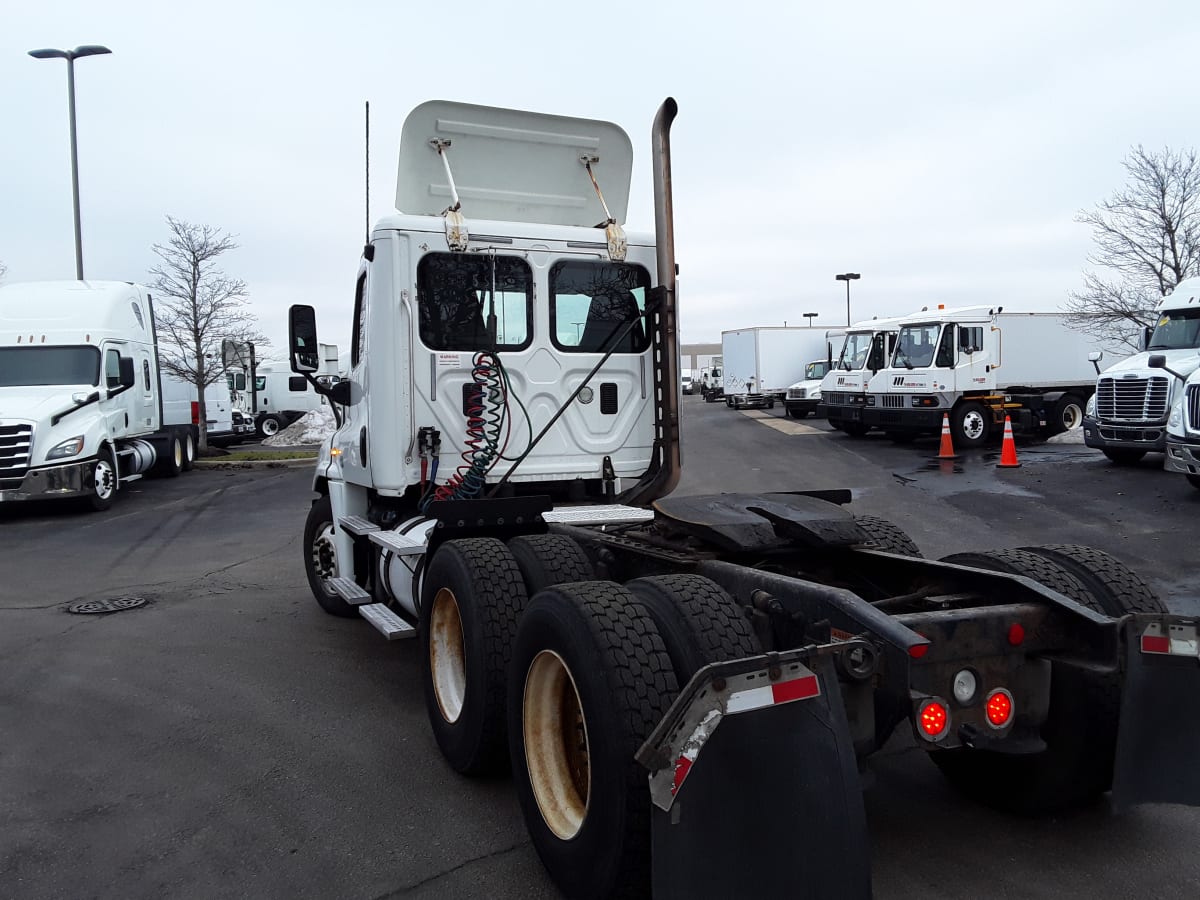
[262,418,279,436]
[94,458,115,500]
[311,521,338,593]
[523,650,590,840]
[962,410,986,440]
[1061,404,1082,430]
[173,439,183,468]
[185,434,196,462]
[430,588,467,724]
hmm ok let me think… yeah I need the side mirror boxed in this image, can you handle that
[289,304,320,373]
[328,380,352,406]
[1148,354,1166,369]
[1087,351,1103,363]
[118,356,136,389]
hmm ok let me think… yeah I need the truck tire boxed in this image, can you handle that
[508,581,676,900]
[933,547,1122,813]
[1188,474,1200,491]
[420,538,528,775]
[787,408,805,419]
[951,400,990,449]
[302,495,358,618]
[508,534,594,596]
[86,446,117,512]
[161,432,184,478]
[1102,448,1145,465]
[854,515,923,557]
[1017,544,1165,617]
[841,422,870,438]
[258,414,284,439]
[181,430,196,471]
[626,574,760,684]
[1050,393,1084,435]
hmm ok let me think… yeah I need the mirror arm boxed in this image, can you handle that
[302,373,343,428]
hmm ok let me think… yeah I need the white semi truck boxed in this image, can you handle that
[252,357,337,438]
[819,316,908,436]
[1082,279,1200,465]
[0,280,196,510]
[1163,361,1200,490]
[721,327,844,409]
[861,307,1123,447]
[288,99,1200,899]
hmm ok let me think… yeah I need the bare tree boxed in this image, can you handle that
[1066,146,1200,349]
[0,260,7,282]
[149,217,265,451]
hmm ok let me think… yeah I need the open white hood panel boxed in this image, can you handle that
[395,100,633,227]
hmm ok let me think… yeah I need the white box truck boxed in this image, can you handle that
[721,327,843,409]
[0,280,197,510]
[861,306,1126,447]
[1083,278,1200,465]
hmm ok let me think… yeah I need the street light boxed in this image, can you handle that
[835,273,861,326]
[29,44,112,281]
[803,312,819,328]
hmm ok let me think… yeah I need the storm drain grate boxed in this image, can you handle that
[67,596,149,615]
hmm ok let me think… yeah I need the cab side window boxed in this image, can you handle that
[351,273,367,367]
[105,350,121,389]
[935,327,956,368]
[142,360,151,391]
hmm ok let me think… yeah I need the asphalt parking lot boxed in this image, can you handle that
[2,398,1198,899]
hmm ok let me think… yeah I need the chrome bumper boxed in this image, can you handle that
[0,459,93,503]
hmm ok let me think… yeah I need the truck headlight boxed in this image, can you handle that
[46,435,86,460]
[1168,398,1184,429]
[1085,393,1096,417]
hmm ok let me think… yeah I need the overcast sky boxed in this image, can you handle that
[3,0,1197,357]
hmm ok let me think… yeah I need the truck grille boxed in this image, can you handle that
[788,388,806,400]
[824,391,848,405]
[1189,384,1200,431]
[1096,376,1169,421]
[881,394,906,408]
[0,423,33,489]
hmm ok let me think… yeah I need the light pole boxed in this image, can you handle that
[803,312,819,328]
[29,44,112,281]
[835,272,860,326]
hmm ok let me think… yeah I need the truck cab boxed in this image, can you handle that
[820,316,905,435]
[783,359,831,418]
[1083,278,1200,465]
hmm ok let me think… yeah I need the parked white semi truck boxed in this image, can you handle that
[289,99,1200,899]
[252,360,335,438]
[861,307,1123,447]
[1163,361,1200,490]
[1082,279,1200,465]
[819,316,907,436]
[0,281,196,510]
[722,326,844,409]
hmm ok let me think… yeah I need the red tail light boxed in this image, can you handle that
[985,689,1014,728]
[916,698,949,741]
[191,401,200,425]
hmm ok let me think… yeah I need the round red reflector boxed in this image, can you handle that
[1007,623,1025,646]
[919,700,948,737]
[986,690,1013,727]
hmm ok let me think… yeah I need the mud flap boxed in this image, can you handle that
[1112,615,1200,811]
[638,652,870,899]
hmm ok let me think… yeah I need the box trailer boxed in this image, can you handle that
[721,327,843,409]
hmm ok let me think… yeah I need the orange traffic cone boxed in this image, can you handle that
[997,415,1021,468]
[936,413,958,459]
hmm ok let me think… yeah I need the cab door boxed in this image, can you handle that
[99,344,137,439]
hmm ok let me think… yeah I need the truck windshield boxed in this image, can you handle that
[1148,308,1200,350]
[892,324,942,369]
[0,346,101,387]
[837,333,873,370]
[804,361,830,380]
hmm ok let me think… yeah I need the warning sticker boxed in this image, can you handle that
[436,353,465,369]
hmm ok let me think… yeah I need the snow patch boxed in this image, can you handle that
[1046,426,1085,444]
[264,406,337,446]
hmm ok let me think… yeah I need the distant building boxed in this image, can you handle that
[681,342,722,375]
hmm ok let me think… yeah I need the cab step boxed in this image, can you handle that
[542,504,655,526]
[369,529,426,556]
[119,474,143,485]
[327,576,373,606]
[338,515,380,536]
[359,603,416,640]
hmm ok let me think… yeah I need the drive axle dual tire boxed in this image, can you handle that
[509,581,677,900]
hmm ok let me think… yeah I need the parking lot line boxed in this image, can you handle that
[738,409,830,436]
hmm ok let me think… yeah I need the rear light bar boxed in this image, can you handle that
[1140,621,1199,657]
